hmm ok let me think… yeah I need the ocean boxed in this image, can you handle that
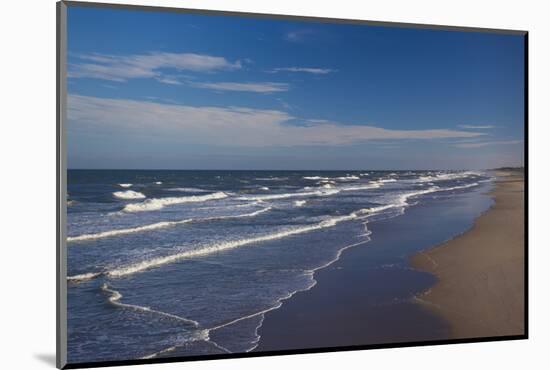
[66,169,493,363]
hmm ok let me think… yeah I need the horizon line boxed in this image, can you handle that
[66,167,523,172]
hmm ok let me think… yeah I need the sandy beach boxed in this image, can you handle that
[411,171,525,339]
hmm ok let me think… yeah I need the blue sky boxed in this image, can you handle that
[67,6,525,170]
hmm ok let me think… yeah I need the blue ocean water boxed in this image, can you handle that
[66,170,493,363]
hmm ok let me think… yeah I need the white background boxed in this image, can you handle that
[1,0,547,369]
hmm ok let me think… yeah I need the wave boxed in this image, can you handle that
[357,187,440,216]
[303,176,330,180]
[123,192,228,212]
[441,182,479,191]
[335,175,360,181]
[113,190,146,200]
[260,186,270,191]
[67,182,480,281]
[118,183,133,188]
[341,182,381,191]
[67,271,102,282]
[101,283,199,327]
[416,171,482,183]
[304,175,359,181]
[357,182,480,217]
[68,213,358,281]
[294,200,307,207]
[254,177,288,181]
[144,236,374,357]
[166,187,210,193]
[155,181,163,185]
[238,189,339,201]
[68,219,193,242]
[68,207,272,243]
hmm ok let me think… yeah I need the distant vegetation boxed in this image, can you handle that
[492,166,524,172]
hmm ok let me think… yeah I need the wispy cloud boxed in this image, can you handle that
[190,82,290,93]
[155,76,183,85]
[268,67,336,74]
[285,29,315,42]
[454,140,522,148]
[458,124,496,129]
[69,95,485,147]
[68,52,242,82]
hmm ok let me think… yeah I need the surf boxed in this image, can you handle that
[68,206,272,243]
[113,190,146,199]
[123,192,228,212]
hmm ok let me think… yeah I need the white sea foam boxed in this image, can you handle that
[260,186,270,191]
[238,189,339,201]
[357,182,480,217]
[294,200,307,207]
[416,171,482,183]
[101,284,199,327]
[335,175,360,181]
[67,213,358,281]
[118,183,133,188]
[254,177,288,181]
[67,182,480,281]
[372,179,397,184]
[341,183,381,191]
[68,207,272,243]
[123,192,228,212]
[68,220,193,242]
[321,184,334,189]
[357,187,440,216]
[106,213,357,278]
[113,190,146,200]
[303,176,330,180]
[155,181,163,185]
[67,272,102,282]
[167,187,210,193]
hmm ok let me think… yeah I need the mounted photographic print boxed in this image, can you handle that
[56,1,527,368]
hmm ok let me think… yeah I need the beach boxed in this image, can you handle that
[411,171,525,339]
[255,171,524,352]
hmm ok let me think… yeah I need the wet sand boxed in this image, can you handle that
[254,173,524,353]
[411,171,525,338]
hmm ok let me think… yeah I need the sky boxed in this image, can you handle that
[66,5,525,170]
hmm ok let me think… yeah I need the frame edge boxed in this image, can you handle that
[57,1,68,369]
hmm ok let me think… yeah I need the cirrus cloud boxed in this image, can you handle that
[453,140,522,148]
[68,95,485,147]
[458,124,496,129]
[190,81,290,93]
[268,67,336,74]
[68,52,243,82]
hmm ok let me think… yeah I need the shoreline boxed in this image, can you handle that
[411,171,525,338]
[253,182,495,351]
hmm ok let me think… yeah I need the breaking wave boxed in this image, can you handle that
[113,190,146,200]
[166,187,210,193]
[101,283,199,327]
[123,192,228,212]
[68,207,272,243]
[238,189,339,201]
[67,213,358,281]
